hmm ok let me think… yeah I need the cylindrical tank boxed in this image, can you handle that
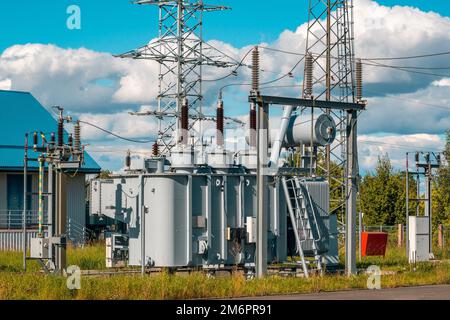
[271,113,336,147]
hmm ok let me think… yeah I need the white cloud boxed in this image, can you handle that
[432,78,450,87]
[0,78,11,90]
[359,133,445,171]
[1,1,449,172]
[0,44,159,111]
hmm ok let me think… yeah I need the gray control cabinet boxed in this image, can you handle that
[408,216,430,263]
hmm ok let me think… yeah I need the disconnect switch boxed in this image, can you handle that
[198,240,208,255]
[246,217,257,243]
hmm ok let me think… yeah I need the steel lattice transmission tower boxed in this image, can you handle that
[118,0,237,154]
[302,0,356,217]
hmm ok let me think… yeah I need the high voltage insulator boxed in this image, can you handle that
[152,142,159,157]
[252,46,260,93]
[217,99,224,147]
[68,134,73,147]
[304,52,314,98]
[33,132,38,149]
[249,105,257,148]
[74,121,81,151]
[125,150,131,169]
[181,98,189,145]
[356,58,363,101]
[58,116,64,147]
[50,132,55,145]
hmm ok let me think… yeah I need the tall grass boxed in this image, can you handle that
[0,263,449,300]
[0,241,449,299]
[0,243,106,273]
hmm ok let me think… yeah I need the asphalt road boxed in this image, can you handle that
[241,285,450,300]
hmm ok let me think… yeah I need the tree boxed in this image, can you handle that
[359,154,415,226]
[432,131,450,228]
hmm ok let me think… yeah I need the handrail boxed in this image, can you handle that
[281,176,309,278]
[289,179,308,241]
[298,179,322,242]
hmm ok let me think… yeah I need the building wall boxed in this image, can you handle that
[66,173,87,242]
[0,173,6,211]
[0,172,88,250]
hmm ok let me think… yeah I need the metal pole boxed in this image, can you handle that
[406,153,409,256]
[48,163,54,263]
[140,174,146,276]
[425,166,432,255]
[256,98,268,278]
[22,133,28,271]
[325,0,331,183]
[358,211,362,260]
[345,110,357,275]
[56,171,67,273]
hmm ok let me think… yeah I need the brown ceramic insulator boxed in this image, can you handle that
[74,121,81,151]
[181,98,189,144]
[304,52,314,98]
[252,46,260,93]
[58,117,64,147]
[356,59,363,101]
[249,107,257,147]
[152,142,159,156]
[216,101,224,147]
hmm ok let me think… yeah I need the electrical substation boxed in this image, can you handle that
[18,0,447,281]
[86,0,365,278]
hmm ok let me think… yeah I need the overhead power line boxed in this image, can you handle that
[362,60,450,78]
[364,89,450,111]
[260,45,450,62]
[78,120,154,144]
[361,51,450,61]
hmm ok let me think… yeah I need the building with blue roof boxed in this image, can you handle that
[0,90,101,249]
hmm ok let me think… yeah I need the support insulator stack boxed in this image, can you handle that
[74,121,81,151]
[251,46,260,93]
[181,98,189,145]
[58,116,64,147]
[68,134,73,147]
[125,150,131,169]
[152,142,159,157]
[249,46,259,148]
[356,58,363,101]
[50,132,55,145]
[217,99,224,147]
[249,105,257,148]
[33,132,38,149]
[304,52,314,98]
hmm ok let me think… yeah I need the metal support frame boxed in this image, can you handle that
[345,110,357,275]
[22,108,83,274]
[55,170,67,272]
[250,94,365,277]
[118,0,236,154]
[256,97,268,278]
[303,0,356,226]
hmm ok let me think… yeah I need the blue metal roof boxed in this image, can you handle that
[0,90,101,173]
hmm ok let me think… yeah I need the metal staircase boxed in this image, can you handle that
[281,176,329,277]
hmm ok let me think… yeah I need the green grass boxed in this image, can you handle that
[0,243,107,273]
[0,263,449,300]
[0,242,449,300]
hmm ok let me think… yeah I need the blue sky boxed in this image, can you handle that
[1,0,449,171]
[1,0,450,53]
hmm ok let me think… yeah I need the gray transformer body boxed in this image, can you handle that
[90,166,339,269]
